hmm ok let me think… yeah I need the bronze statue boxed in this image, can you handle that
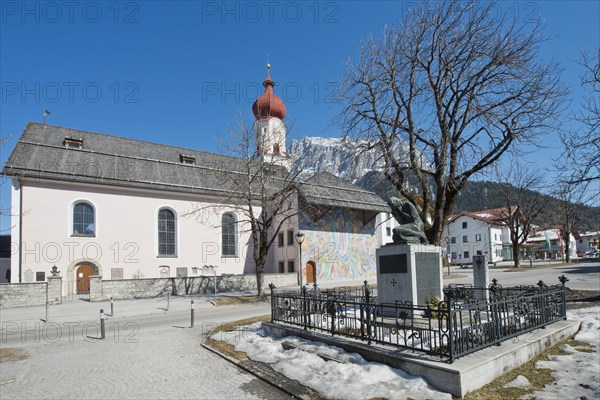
[388,197,429,244]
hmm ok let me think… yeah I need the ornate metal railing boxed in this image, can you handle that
[268,276,569,363]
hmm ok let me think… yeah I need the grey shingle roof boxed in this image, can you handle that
[299,171,390,212]
[3,123,388,212]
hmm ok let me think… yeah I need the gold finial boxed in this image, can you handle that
[266,63,271,69]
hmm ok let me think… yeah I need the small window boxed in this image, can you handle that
[273,143,280,155]
[73,202,95,236]
[464,251,470,259]
[477,250,483,255]
[64,137,83,149]
[278,232,284,247]
[222,213,237,257]
[180,154,196,165]
[451,252,457,259]
[287,230,294,246]
[287,261,295,272]
[475,234,482,242]
[450,237,456,244]
[463,235,468,243]
[386,227,391,237]
[278,261,285,273]
[462,221,468,229]
[158,209,176,256]
[36,271,45,282]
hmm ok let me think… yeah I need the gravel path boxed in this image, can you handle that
[0,323,290,399]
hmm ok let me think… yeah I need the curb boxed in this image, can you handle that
[201,342,317,400]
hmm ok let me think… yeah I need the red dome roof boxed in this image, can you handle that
[252,67,286,121]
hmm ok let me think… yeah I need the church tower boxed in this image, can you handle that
[252,64,292,169]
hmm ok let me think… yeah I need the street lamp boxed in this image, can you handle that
[295,232,305,288]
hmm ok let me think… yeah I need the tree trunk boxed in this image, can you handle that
[564,234,571,263]
[512,243,520,269]
[255,268,264,297]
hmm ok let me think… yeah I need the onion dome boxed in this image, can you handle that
[252,64,287,121]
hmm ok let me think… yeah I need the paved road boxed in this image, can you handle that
[443,260,600,290]
[0,303,290,400]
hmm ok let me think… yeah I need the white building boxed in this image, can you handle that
[576,231,600,254]
[527,227,577,260]
[2,67,389,297]
[445,209,509,265]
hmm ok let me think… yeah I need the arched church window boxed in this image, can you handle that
[273,143,280,155]
[158,208,176,256]
[73,202,95,236]
[222,213,237,257]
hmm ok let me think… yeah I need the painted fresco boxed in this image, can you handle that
[299,208,378,281]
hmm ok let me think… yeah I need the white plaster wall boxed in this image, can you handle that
[11,180,257,291]
[270,193,299,274]
[445,216,504,264]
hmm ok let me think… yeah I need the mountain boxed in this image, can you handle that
[290,136,410,183]
[291,136,599,232]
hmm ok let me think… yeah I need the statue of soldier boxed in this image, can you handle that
[388,197,429,244]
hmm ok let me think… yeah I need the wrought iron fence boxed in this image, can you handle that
[268,276,569,363]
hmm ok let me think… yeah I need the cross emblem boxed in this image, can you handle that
[390,279,398,287]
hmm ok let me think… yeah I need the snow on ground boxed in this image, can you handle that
[217,305,599,400]
[216,325,452,400]
[523,306,600,399]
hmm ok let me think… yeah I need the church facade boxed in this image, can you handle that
[3,68,389,296]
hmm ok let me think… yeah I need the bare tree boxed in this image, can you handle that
[191,114,304,296]
[559,49,600,186]
[554,180,588,263]
[493,162,546,268]
[337,0,566,244]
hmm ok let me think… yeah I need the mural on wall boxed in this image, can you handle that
[299,208,378,280]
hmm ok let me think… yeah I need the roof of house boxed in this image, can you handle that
[299,171,390,213]
[449,206,517,225]
[3,123,388,212]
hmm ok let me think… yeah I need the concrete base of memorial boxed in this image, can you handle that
[263,319,580,398]
[376,244,443,307]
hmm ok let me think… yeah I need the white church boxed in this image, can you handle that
[3,67,390,297]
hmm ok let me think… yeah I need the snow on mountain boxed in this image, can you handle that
[290,136,410,183]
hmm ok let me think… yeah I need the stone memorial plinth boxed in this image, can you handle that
[376,244,443,309]
[472,254,488,301]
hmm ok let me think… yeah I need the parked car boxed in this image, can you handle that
[585,248,598,257]
[577,250,586,257]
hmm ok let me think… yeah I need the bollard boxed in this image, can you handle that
[100,309,106,340]
[190,300,195,328]
[167,292,170,311]
[45,282,49,322]
[110,297,114,316]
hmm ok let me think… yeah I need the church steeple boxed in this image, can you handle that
[252,64,287,121]
[252,64,291,169]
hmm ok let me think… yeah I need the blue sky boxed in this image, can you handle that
[1,0,599,230]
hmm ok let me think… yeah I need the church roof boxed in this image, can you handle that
[299,171,390,213]
[3,123,281,198]
[3,123,388,212]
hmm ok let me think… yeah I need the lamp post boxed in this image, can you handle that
[295,232,305,288]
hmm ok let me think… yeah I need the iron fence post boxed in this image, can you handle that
[537,280,547,326]
[302,285,308,329]
[443,287,455,362]
[558,275,569,320]
[268,283,276,322]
